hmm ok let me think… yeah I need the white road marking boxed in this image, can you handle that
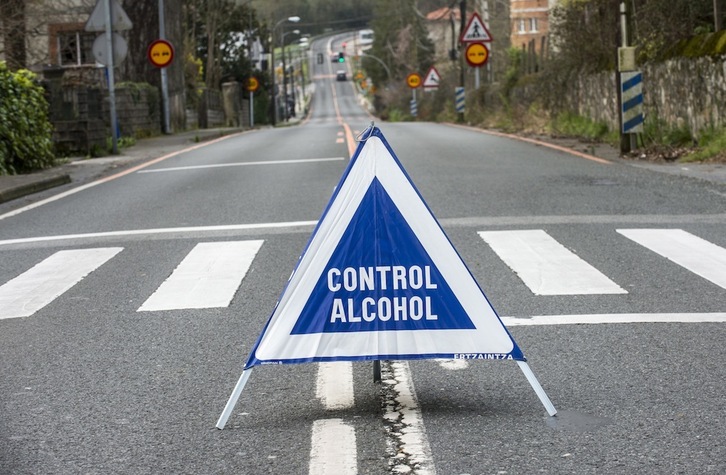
[316,362,354,410]
[479,229,627,295]
[501,313,726,326]
[138,241,263,311]
[0,221,317,247]
[382,361,436,475]
[309,419,357,475]
[0,247,122,319]
[137,157,345,173]
[435,359,469,370]
[3,218,724,247]
[618,228,726,289]
[0,133,242,222]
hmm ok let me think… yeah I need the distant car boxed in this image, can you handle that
[336,70,347,81]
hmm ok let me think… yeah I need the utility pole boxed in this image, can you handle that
[458,0,466,123]
[104,0,119,154]
[618,1,641,154]
[158,0,171,134]
[715,0,723,31]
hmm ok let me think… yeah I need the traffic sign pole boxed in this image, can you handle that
[103,0,119,154]
[246,77,260,128]
[250,90,254,128]
[158,0,171,134]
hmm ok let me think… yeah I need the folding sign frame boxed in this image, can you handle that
[216,125,556,429]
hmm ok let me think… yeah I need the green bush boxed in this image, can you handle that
[550,112,611,141]
[0,62,55,175]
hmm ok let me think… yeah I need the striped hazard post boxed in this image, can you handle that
[455,87,465,114]
[621,71,644,133]
[410,99,418,117]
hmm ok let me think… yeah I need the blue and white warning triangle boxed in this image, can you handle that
[245,126,524,367]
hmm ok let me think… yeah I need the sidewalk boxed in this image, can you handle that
[0,127,243,205]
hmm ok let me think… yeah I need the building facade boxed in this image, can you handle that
[510,0,555,53]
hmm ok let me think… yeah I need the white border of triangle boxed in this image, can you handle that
[252,132,517,363]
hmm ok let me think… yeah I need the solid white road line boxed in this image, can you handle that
[0,222,317,247]
[501,313,726,326]
[309,419,357,475]
[0,247,123,319]
[138,240,262,311]
[618,228,726,289]
[137,157,345,173]
[479,229,627,295]
[316,362,354,410]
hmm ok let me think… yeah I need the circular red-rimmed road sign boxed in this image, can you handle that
[465,42,489,68]
[246,77,259,92]
[147,39,174,68]
[406,73,422,89]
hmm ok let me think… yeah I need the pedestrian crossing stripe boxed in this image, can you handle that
[245,126,524,368]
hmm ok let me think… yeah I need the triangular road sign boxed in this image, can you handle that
[85,0,133,32]
[460,12,493,43]
[247,126,522,366]
[216,126,556,428]
[422,66,441,89]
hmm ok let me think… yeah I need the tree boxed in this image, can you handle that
[185,0,261,89]
[549,0,720,73]
[366,0,435,85]
[0,0,27,70]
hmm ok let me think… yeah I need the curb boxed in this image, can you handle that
[0,173,71,205]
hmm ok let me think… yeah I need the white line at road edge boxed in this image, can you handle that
[0,132,244,222]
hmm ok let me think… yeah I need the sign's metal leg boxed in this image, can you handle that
[373,360,381,383]
[216,368,253,429]
[516,361,557,417]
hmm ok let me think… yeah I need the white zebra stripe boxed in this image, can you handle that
[138,240,263,311]
[0,247,123,319]
[618,229,726,290]
[479,230,627,295]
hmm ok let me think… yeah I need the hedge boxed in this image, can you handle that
[0,62,55,175]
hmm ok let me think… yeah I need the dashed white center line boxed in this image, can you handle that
[309,419,357,475]
[316,362,354,410]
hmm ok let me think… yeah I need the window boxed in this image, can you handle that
[518,18,526,33]
[57,30,95,66]
[530,18,538,33]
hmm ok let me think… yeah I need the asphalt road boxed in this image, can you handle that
[1,34,725,474]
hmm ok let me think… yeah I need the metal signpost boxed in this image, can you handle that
[85,0,132,155]
[246,76,259,127]
[406,73,421,116]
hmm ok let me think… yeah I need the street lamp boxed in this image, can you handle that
[270,15,300,125]
[281,29,300,120]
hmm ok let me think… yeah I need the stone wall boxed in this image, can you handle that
[49,86,107,156]
[110,84,161,138]
[47,82,162,155]
[533,56,726,139]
